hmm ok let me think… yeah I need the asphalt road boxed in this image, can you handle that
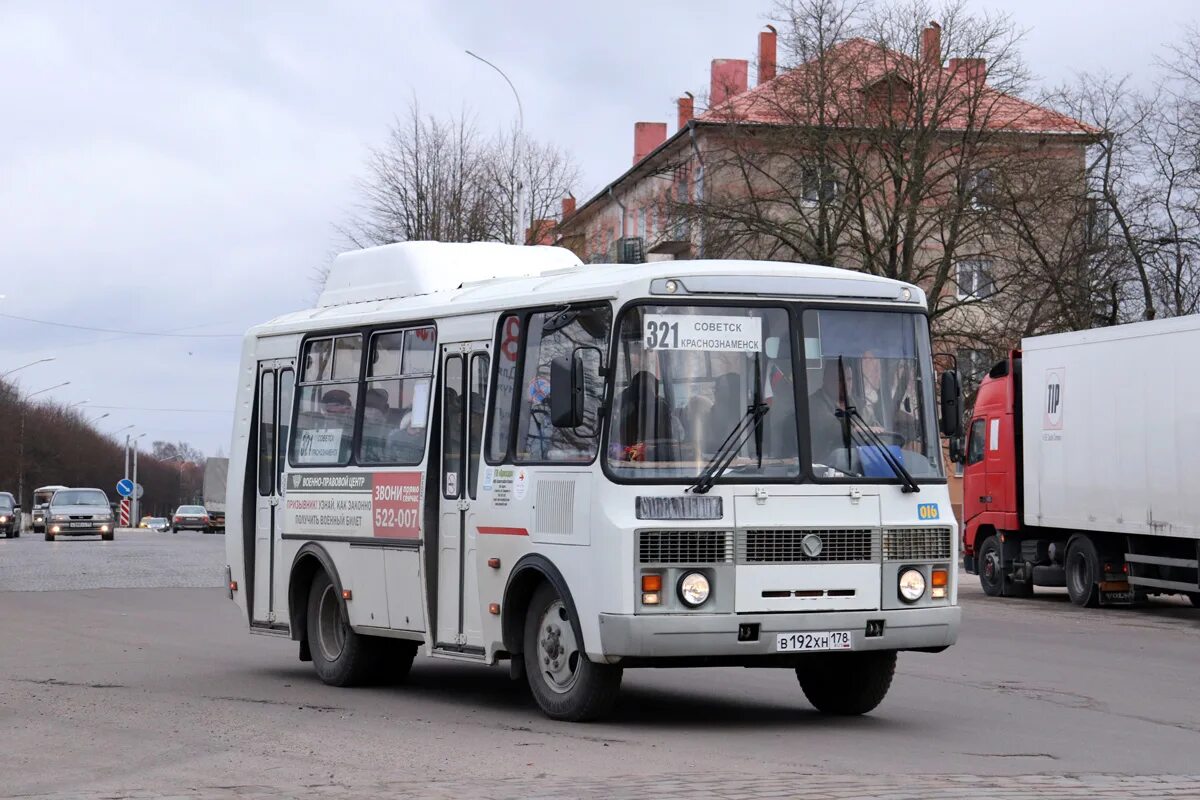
[1,529,1198,799]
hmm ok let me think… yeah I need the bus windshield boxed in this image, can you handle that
[606,304,943,483]
[804,308,943,480]
[607,304,800,480]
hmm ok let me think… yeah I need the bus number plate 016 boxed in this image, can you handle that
[776,630,853,652]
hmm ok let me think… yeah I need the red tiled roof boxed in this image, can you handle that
[699,38,1098,137]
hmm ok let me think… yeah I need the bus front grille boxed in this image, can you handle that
[883,527,953,560]
[739,529,878,563]
[638,530,734,564]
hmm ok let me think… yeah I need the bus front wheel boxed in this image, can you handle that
[796,650,897,715]
[306,571,379,686]
[522,582,621,722]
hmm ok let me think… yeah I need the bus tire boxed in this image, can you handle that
[523,582,621,722]
[1065,535,1101,607]
[306,571,379,687]
[796,650,897,715]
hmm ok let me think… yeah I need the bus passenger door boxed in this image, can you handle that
[252,361,294,627]
[435,342,490,653]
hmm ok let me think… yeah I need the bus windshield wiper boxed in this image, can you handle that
[688,402,770,495]
[835,406,921,493]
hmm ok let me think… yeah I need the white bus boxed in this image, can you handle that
[225,241,963,721]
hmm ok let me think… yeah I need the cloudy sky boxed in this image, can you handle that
[1,0,1193,457]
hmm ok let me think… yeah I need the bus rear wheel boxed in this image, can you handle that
[306,571,380,687]
[796,650,897,715]
[522,583,621,722]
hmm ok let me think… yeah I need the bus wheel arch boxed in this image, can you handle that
[288,544,346,657]
[502,555,584,659]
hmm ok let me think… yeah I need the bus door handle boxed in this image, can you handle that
[979,495,993,504]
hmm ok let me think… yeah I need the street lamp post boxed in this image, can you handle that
[1,357,56,381]
[17,380,71,510]
[131,433,146,524]
[465,49,526,244]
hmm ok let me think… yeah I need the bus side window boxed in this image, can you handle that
[442,355,464,498]
[487,314,521,463]
[965,418,986,466]
[514,304,611,463]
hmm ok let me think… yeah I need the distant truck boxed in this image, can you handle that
[30,485,68,534]
[961,317,1200,607]
[203,457,228,531]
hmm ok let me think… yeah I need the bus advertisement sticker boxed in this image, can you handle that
[482,467,495,492]
[513,468,529,500]
[373,472,421,538]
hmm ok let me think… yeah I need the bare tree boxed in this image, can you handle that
[333,103,581,281]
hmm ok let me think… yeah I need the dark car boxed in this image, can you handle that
[172,505,212,533]
[205,508,225,532]
[0,492,18,538]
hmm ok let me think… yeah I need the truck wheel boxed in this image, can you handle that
[797,650,897,715]
[306,571,380,687]
[1065,536,1101,607]
[977,536,1005,597]
[523,582,622,722]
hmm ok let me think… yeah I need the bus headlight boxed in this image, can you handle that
[898,568,926,603]
[678,572,711,607]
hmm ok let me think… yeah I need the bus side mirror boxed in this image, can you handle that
[550,353,585,428]
[948,434,964,464]
[939,371,964,439]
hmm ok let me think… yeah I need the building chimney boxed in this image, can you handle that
[561,196,576,219]
[922,21,941,67]
[633,121,668,165]
[677,93,694,131]
[710,58,749,107]
[525,219,555,246]
[949,57,987,87]
[758,25,777,85]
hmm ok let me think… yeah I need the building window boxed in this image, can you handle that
[956,348,992,393]
[800,163,841,204]
[966,168,997,210]
[638,208,646,239]
[956,260,995,300]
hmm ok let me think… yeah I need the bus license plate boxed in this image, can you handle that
[776,630,852,652]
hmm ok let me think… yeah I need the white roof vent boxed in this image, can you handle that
[316,241,584,307]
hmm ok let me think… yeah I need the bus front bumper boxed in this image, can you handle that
[597,605,960,660]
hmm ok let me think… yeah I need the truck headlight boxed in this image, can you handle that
[678,572,711,607]
[898,568,926,603]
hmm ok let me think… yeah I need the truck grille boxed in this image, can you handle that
[638,530,734,564]
[883,527,953,560]
[739,529,878,563]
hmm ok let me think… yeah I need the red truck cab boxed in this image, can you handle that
[961,353,1021,576]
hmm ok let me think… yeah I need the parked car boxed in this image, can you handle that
[138,516,171,532]
[205,508,225,532]
[45,488,115,541]
[172,505,212,533]
[30,484,68,533]
[0,492,18,538]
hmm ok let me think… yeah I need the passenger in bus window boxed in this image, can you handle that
[360,388,390,462]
